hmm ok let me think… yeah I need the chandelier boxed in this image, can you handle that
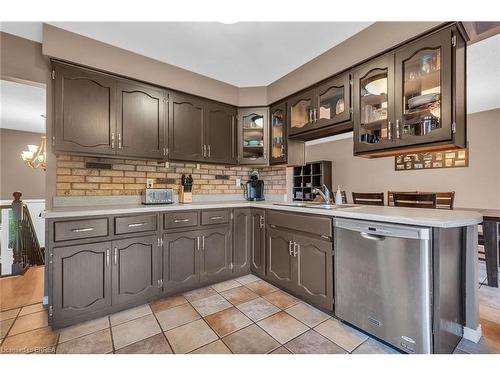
[21,135,47,170]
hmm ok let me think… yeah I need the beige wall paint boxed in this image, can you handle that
[305,109,500,209]
[238,86,268,107]
[0,129,46,200]
[267,22,442,103]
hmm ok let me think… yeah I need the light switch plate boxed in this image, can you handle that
[146,179,154,188]
[236,178,241,187]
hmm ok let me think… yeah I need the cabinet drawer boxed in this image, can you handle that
[54,218,109,242]
[267,210,332,238]
[164,211,199,229]
[114,214,158,235]
[201,209,230,226]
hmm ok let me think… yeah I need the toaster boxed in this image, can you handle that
[142,188,174,205]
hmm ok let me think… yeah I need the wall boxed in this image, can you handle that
[305,109,500,209]
[56,156,286,197]
[0,129,46,200]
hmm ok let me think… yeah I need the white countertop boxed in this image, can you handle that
[43,200,482,228]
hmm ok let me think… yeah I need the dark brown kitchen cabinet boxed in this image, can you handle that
[288,89,315,136]
[199,226,232,282]
[315,74,351,129]
[52,242,112,325]
[53,62,116,155]
[354,26,465,156]
[238,107,269,165]
[251,209,266,277]
[353,54,396,154]
[233,208,252,275]
[112,236,160,307]
[266,227,295,290]
[168,92,205,162]
[205,103,238,164]
[116,81,167,160]
[162,231,200,294]
[294,233,333,310]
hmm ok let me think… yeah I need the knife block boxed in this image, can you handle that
[178,186,192,203]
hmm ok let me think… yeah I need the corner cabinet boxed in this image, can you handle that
[354,26,466,157]
[53,61,167,160]
[238,107,269,165]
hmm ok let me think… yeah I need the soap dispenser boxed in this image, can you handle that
[335,185,343,205]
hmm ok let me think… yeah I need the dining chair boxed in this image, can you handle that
[334,190,348,204]
[387,191,418,206]
[433,191,456,210]
[393,193,437,208]
[352,192,385,206]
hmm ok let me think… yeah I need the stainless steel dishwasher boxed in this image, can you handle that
[334,218,432,354]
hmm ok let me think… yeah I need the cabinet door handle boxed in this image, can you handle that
[308,109,313,123]
[396,119,401,139]
[174,218,190,223]
[313,108,318,122]
[127,222,147,227]
[71,227,94,233]
[293,242,299,257]
[289,240,293,256]
[111,133,115,149]
[114,247,118,265]
[210,216,223,220]
[197,236,200,251]
[202,235,205,250]
[387,121,392,141]
[208,145,211,158]
[203,144,207,158]
[118,133,122,149]
[106,249,110,266]
[259,215,264,228]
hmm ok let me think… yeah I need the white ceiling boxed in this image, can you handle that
[0,80,46,133]
[0,21,372,86]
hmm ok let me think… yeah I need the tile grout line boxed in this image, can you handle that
[108,315,116,354]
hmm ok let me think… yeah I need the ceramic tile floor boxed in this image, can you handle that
[1,265,499,354]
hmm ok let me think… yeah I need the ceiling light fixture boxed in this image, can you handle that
[21,135,47,170]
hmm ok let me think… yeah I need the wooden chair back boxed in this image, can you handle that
[420,191,455,209]
[352,192,385,206]
[387,191,418,206]
[393,193,437,209]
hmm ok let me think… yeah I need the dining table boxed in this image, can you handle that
[457,207,500,288]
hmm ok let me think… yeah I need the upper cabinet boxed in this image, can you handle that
[238,107,269,165]
[270,102,305,166]
[53,62,167,160]
[168,92,205,162]
[206,103,238,164]
[354,26,466,156]
[54,63,117,155]
[116,81,166,159]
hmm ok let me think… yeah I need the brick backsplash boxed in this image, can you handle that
[56,155,287,197]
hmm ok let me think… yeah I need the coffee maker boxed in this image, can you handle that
[244,171,265,201]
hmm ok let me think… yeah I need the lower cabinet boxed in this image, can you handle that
[233,208,252,275]
[266,226,333,310]
[250,209,266,277]
[162,231,200,294]
[52,242,112,324]
[112,236,160,306]
[199,226,232,282]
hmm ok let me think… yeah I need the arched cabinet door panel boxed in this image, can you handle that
[200,226,232,283]
[52,242,112,324]
[112,236,160,307]
[233,208,252,275]
[250,209,266,277]
[162,232,200,294]
[116,81,166,160]
[266,227,295,290]
[54,63,116,155]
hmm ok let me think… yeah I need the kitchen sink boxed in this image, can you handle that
[273,202,360,210]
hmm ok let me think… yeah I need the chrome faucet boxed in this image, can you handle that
[312,184,331,203]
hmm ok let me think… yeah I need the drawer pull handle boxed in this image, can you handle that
[210,216,223,220]
[128,222,147,227]
[72,227,94,233]
[174,218,190,223]
[106,249,110,266]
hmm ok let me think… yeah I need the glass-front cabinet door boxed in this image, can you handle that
[288,89,315,136]
[315,74,351,129]
[353,55,395,154]
[238,107,269,165]
[270,102,287,164]
[394,28,453,147]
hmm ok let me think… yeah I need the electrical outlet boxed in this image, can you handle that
[236,178,241,187]
[196,163,200,170]
[165,162,169,168]
[146,179,154,188]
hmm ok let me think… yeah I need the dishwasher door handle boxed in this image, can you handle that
[360,232,386,241]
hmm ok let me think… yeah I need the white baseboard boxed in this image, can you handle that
[463,324,482,343]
